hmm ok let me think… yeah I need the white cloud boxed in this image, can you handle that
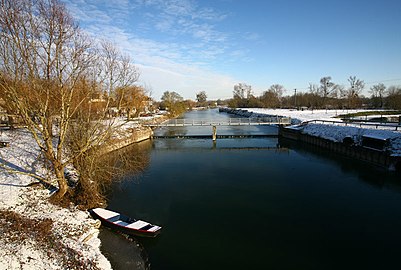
[62,0,243,100]
[136,62,236,100]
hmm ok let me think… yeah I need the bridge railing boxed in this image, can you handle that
[304,119,401,131]
[143,117,291,127]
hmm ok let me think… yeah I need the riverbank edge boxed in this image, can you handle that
[0,116,169,269]
[99,115,171,155]
[100,127,153,155]
[218,107,291,119]
[219,107,401,171]
[279,126,401,172]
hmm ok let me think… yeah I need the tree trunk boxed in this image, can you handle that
[7,110,15,129]
[127,108,131,121]
[8,115,15,129]
[52,162,68,200]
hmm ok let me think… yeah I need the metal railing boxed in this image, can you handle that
[304,119,401,131]
[143,117,291,127]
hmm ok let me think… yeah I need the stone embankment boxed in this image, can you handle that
[101,127,153,155]
[99,115,169,155]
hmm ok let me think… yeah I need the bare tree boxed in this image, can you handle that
[369,83,386,108]
[99,41,139,113]
[386,86,401,109]
[260,90,278,108]
[307,83,322,108]
[319,76,336,108]
[260,84,286,108]
[268,84,285,99]
[233,83,252,99]
[319,77,335,97]
[343,76,365,108]
[0,0,139,201]
[308,83,320,95]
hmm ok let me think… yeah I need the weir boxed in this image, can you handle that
[146,117,291,141]
[143,117,291,127]
[152,134,279,139]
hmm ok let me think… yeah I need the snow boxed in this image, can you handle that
[0,113,166,269]
[1,110,400,268]
[361,134,392,141]
[244,108,401,156]
[0,129,112,270]
[245,108,371,123]
[108,115,166,140]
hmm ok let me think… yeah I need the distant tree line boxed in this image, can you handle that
[228,77,401,110]
[158,91,198,116]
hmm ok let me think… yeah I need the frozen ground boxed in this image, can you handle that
[245,108,401,156]
[0,129,112,270]
[245,108,375,123]
[0,114,168,270]
[1,110,400,269]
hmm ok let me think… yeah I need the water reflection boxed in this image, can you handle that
[153,108,279,137]
[98,140,152,184]
[101,109,401,270]
[99,228,150,270]
[279,137,401,191]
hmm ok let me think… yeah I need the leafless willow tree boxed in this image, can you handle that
[0,0,140,202]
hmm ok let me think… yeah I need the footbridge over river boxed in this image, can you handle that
[143,116,292,141]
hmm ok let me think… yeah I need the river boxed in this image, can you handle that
[100,109,401,270]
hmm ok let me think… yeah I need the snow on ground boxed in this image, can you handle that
[0,129,112,270]
[300,123,401,156]
[109,115,167,140]
[244,108,401,156]
[245,108,373,123]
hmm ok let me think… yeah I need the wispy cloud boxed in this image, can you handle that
[245,32,262,41]
[62,0,244,99]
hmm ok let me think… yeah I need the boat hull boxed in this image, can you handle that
[89,208,161,238]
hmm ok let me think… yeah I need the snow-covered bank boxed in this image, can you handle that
[241,108,401,156]
[300,123,401,156]
[0,129,112,270]
[244,108,375,123]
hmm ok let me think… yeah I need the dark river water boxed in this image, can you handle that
[100,109,401,270]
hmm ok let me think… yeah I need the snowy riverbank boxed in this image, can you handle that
[244,108,380,123]
[0,129,112,270]
[243,108,401,156]
[1,109,400,268]
[0,114,167,270]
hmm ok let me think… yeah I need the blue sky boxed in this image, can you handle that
[63,0,401,100]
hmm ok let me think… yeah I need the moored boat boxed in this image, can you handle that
[89,208,162,237]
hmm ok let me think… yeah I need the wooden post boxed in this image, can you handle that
[212,126,217,141]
